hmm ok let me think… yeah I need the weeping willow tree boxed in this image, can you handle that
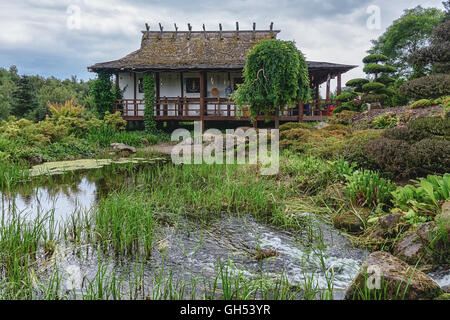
[233,39,310,127]
[143,73,157,133]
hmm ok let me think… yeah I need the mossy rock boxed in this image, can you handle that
[333,211,364,233]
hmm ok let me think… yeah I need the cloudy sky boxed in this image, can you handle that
[0,0,445,89]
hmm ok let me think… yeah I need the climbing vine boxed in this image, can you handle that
[233,39,310,120]
[89,71,115,118]
[143,73,157,133]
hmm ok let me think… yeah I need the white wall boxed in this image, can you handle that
[118,71,243,117]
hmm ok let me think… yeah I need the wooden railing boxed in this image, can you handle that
[113,98,337,120]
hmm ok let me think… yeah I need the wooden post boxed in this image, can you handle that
[133,73,137,117]
[337,73,342,109]
[200,71,206,133]
[298,102,304,122]
[274,107,280,129]
[180,72,184,115]
[315,85,319,116]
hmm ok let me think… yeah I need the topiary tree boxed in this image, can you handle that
[233,39,310,127]
[143,73,157,134]
[89,71,115,118]
[361,54,397,108]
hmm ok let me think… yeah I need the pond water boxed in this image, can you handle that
[1,162,447,299]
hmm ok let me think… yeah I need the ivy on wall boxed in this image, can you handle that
[89,71,115,118]
[143,73,157,133]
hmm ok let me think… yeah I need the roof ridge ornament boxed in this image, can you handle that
[219,23,223,40]
[236,22,239,39]
[187,23,192,40]
[158,23,163,40]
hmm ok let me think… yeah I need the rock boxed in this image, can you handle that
[379,213,402,231]
[393,232,428,265]
[141,138,151,147]
[314,122,329,130]
[416,222,434,245]
[110,143,136,153]
[333,211,364,233]
[369,228,386,241]
[29,155,44,165]
[344,251,443,300]
[442,284,450,293]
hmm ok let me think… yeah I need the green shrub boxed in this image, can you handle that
[103,111,127,131]
[409,138,450,176]
[322,124,348,131]
[398,74,450,100]
[392,173,449,219]
[338,130,382,169]
[327,110,356,124]
[344,169,396,209]
[407,116,450,141]
[279,122,312,132]
[372,114,398,128]
[364,138,411,178]
[410,99,432,109]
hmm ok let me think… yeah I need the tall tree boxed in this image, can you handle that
[11,75,39,118]
[233,39,310,127]
[89,71,115,118]
[369,6,444,79]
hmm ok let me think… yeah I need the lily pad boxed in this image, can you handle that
[30,157,166,177]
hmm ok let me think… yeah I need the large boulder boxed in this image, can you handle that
[344,251,443,300]
[314,121,329,130]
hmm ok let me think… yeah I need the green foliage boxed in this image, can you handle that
[344,170,396,209]
[409,99,432,109]
[143,73,157,134]
[336,92,357,102]
[392,173,450,218]
[11,75,39,118]
[398,74,450,99]
[103,111,127,131]
[233,39,310,118]
[279,122,313,132]
[372,114,398,128]
[364,138,410,178]
[362,82,385,92]
[89,71,115,117]
[363,54,389,64]
[368,6,444,78]
[363,64,397,75]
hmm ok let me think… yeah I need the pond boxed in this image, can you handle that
[1,160,447,299]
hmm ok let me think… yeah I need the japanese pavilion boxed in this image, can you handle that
[88,23,356,130]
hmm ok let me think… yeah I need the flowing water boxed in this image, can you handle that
[1,162,447,299]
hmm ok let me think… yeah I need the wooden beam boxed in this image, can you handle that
[200,71,206,133]
[337,73,342,108]
[180,72,184,98]
[298,102,304,123]
[133,72,137,117]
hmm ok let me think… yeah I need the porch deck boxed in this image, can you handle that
[114,98,334,123]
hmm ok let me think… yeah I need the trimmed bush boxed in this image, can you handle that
[364,138,411,178]
[398,74,450,100]
[409,138,450,176]
[410,99,432,109]
[279,122,312,132]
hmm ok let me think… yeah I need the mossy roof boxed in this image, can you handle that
[88,29,356,84]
